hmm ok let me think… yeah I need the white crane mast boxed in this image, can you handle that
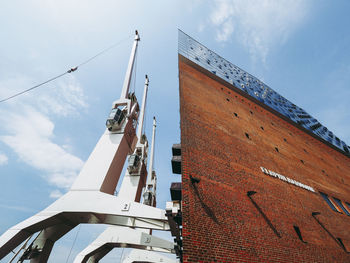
[137,75,149,140]
[148,117,156,185]
[121,31,140,100]
[143,117,157,206]
[0,31,170,263]
[118,75,149,201]
[74,112,175,262]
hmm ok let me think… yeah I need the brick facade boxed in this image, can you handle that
[179,55,350,262]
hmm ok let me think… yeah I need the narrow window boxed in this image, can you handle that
[337,238,348,252]
[333,198,350,216]
[345,202,350,212]
[293,225,306,243]
[320,192,341,212]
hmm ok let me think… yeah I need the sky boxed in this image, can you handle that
[0,0,350,262]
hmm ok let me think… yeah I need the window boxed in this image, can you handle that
[333,197,350,216]
[293,225,306,243]
[337,238,347,252]
[320,192,341,212]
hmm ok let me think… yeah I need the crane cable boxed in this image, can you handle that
[0,34,133,104]
[65,225,81,263]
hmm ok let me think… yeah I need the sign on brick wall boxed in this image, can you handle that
[260,167,315,192]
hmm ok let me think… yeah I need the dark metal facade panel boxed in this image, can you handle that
[172,144,181,156]
[178,30,350,156]
[172,156,182,174]
[170,182,182,201]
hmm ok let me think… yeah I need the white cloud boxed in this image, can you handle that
[37,77,88,117]
[0,75,33,103]
[198,23,205,33]
[50,189,64,199]
[211,0,233,25]
[0,74,87,116]
[0,203,35,213]
[0,153,8,165]
[0,74,87,191]
[209,0,311,64]
[216,19,234,42]
[0,107,84,189]
[28,0,130,35]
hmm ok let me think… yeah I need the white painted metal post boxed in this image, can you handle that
[121,30,140,100]
[137,75,149,140]
[143,117,157,206]
[148,117,157,186]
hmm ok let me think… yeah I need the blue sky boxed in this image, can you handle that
[0,1,349,262]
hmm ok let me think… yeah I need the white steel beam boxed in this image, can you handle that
[73,226,174,263]
[73,112,175,263]
[122,249,177,263]
[0,191,170,259]
[70,117,137,194]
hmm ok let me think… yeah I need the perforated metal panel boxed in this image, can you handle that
[178,30,350,156]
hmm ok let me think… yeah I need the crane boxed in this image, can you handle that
[0,31,170,263]
[74,117,175,262]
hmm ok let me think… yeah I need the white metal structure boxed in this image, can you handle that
[73,226,174,263]
[74,116,174,262]
[143,117,157,207]
[122,249,177,263]
[118,75,150,202]
[0,31,170,263]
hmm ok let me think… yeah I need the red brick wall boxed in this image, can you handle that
[179,55,350,263]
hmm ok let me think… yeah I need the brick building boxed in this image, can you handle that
[178,31,350,262]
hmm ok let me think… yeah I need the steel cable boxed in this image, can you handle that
[0,34,133,104]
